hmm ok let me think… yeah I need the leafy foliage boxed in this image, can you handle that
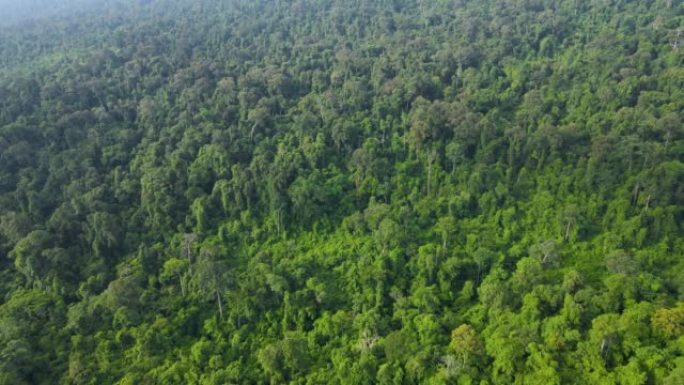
[0,0,683,384]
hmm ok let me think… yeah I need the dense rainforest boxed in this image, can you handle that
[0,0,683,384]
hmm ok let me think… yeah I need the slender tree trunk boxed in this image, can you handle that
[427,164,431,196]
[216,289,224,320]
[600,337,610,359]
[180,273,186,297]
[631,182,640,206]
[250,122,258,142]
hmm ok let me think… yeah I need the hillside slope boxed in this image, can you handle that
[0,1,683,384]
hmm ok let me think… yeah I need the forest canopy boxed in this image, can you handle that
[0,0,683,384]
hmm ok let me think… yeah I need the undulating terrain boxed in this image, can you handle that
[0,0,683,384]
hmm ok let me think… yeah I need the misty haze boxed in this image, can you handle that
[0,1,682,384]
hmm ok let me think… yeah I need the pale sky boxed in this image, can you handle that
[0,0,118,27]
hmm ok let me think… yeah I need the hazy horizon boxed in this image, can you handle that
[0,0,137,27]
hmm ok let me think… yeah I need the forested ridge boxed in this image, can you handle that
[0,0,683,384]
